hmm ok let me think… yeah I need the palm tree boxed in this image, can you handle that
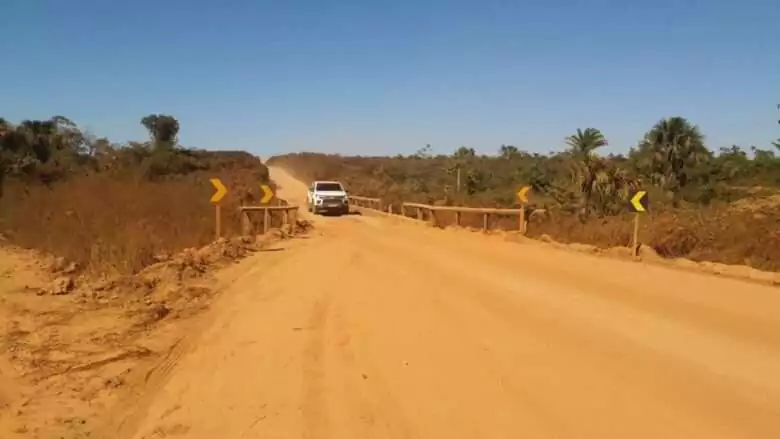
[592,164,638,215]
[641,117,709,203]
[564,128,608,216]
[772,138,780,153]
[565,128,608,156]
[498,144,518,159]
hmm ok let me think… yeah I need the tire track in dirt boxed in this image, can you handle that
[355,250,573,438]
[344,229,574,438]
[301,293,332,439]
[0,354,24,433]
[329,307,417,439]
[299,239,418,438]
[106,241,305,439]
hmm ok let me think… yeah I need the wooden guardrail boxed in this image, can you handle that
[349,196,383,211]
[348,196,529,234]
[402,202,527,234]
[240,205,300,235]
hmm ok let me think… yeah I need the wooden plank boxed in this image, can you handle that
[403,202,432,209]
[401,202,522,215]
[349,196,380,202]
[432,206,523,214]
[239,206,300,212]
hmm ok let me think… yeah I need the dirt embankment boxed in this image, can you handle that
[0,219,312,439]
[0,177,312,439]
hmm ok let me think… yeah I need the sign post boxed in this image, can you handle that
[260,184,274,234]
[628,190,649,256]
[516,185,531,235]
[210,178,228,239]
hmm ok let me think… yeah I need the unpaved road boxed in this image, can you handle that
[117,167,780,439]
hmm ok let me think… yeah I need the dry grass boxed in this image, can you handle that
[0,168,280,276]
[403,206,780,272]
[522,208,780,271]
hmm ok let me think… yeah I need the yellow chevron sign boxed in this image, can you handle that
[629,190,649,213]
[260,184,274,204]
[516,185,531,204]
[210,178,228,204]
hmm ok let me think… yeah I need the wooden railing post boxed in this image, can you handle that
[368,198,532,233]
[263,208,270,234]
[241,209,252,236]
[348,196,384,212]
[237,205,300,236]
[215,204,222,239]
[519,206,526,235]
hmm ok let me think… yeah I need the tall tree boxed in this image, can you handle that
[454,146,476,158]
[51,115,87,155]
[140,114,180,150]
[498,144,518,159]
[18,119,60,163]
[446,146,477,193]
[591,164,637,215]
[564,128,608,216]
[639,117,710,204]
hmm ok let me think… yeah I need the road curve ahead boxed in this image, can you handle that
[122,167,780,439]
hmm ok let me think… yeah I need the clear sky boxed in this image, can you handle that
[1,0,778,157]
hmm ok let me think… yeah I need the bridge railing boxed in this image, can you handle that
[348,196,383,211]
[348,196,530,234]
[239,205,300,235]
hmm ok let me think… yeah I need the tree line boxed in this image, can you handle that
[0,114,263,197]
[270,116,780,217]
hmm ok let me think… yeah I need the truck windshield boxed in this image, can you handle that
[316,183,343,192]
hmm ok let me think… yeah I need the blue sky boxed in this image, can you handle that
[1,0,778,157]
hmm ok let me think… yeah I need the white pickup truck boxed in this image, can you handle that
[306,180,350,215]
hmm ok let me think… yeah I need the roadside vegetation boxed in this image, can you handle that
[269,116,780,271]
[0,114,271,275]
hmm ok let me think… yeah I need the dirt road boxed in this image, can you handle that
[118,167,780,439]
